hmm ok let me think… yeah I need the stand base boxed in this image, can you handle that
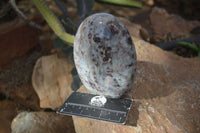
[57,92,132,124]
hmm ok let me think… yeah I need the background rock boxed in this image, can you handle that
[0,47,41,110]
[119,17,143,40]
[72,19,200,133]
[11,112,75,133]
[32,52,74,109]
[150,7,200,42]
[0,23,41,70]
[142,0,154,6]
[153,0,200,21]
[0,100,22,133]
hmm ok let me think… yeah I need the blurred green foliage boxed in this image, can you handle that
[178,42,200,57]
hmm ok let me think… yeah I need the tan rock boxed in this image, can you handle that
[142,0,154,6]
[11,112,75,133]
[119,17,143,40]
[32,53,74,109]
[72,20,200,132]
[150,7,200,42]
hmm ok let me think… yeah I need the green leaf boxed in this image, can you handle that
[97,0,142,8]
[32,0,75,46]
[178,42,199,53]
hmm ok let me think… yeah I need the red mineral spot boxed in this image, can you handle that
[88,33,92,39]
[93,36,101,43]
[109,25,119,35]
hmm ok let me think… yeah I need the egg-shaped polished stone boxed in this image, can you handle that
[74,13,136,98]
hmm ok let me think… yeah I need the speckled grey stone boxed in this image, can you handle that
[74,13,136,98]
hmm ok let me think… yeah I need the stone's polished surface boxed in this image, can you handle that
[74,13,137,98]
